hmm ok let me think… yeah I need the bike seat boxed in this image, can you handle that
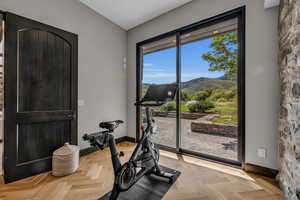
[99,120,124,131]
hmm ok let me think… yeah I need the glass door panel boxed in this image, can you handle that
[180,18,239,161]
[140,35,178,148]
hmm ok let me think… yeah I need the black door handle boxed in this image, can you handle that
[67,113,76,119]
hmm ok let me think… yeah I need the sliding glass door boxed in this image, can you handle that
[180,18,239,161]
[139,36,178,148]
[137,7,245,165]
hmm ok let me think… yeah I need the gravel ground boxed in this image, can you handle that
[150,117,238,161]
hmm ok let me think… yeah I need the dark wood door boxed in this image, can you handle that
[3,12,78,183]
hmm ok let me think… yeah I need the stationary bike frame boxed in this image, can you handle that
[84,83,178,200]
[105,107,161,192]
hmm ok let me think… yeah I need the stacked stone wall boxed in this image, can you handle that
[278,0,300,199]
[191,122,237,137]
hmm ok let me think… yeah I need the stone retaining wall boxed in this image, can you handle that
[191,121,237,137]
[153,111,206,120]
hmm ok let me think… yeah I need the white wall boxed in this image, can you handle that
[0,0,279,170]
[0,0,128,149]
[127,0,279,169]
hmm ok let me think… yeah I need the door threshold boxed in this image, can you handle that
[179,149,242,169]
[157,144,242,169]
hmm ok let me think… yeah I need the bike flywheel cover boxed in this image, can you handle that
[117,163,136,191]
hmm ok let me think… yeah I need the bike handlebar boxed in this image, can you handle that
[83,131,108,150]
[83,120,124,149]
[82,131,106,141]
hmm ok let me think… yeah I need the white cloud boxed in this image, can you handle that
[143,63,153,67]
[144,68,165,72]
[144,73,176,78]
[144,73,215,79]
[181,73,212,78]
[143,63,166,72]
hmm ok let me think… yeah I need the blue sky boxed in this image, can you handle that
[143,38,225,84]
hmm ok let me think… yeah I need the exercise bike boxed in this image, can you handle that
[83,83,178,200]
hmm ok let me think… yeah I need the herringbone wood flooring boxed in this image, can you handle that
[0,142,282,200]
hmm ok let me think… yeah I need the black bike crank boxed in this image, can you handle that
[117,162,136,191]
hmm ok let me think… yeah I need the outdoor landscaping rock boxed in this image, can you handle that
[153,111,206,120]
[191,121,237,137]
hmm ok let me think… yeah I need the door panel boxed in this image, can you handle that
[4,12,78,183]
[18,29,71,112]
[140,35,178,149]
[180,18,240,162]
[17,121,70,164]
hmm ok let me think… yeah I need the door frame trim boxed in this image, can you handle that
[136,6,246,167]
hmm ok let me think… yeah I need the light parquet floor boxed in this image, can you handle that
[0,142,282,200]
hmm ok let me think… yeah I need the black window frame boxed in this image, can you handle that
[136,6,246,168]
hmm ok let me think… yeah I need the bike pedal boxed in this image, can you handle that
[169,175,176,183]
[119,151,125,157]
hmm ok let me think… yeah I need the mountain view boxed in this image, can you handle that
[143,75,236,94]
[141,31,238,126]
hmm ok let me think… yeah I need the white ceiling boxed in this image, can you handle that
[79,0,193,30]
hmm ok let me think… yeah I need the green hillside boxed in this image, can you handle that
[142,75,236,94]
[181,76,236,94]
[142,76,237,125]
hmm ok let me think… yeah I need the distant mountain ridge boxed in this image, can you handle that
[143,75,236,94]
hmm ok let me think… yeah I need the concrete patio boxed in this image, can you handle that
[151,117,238,161]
